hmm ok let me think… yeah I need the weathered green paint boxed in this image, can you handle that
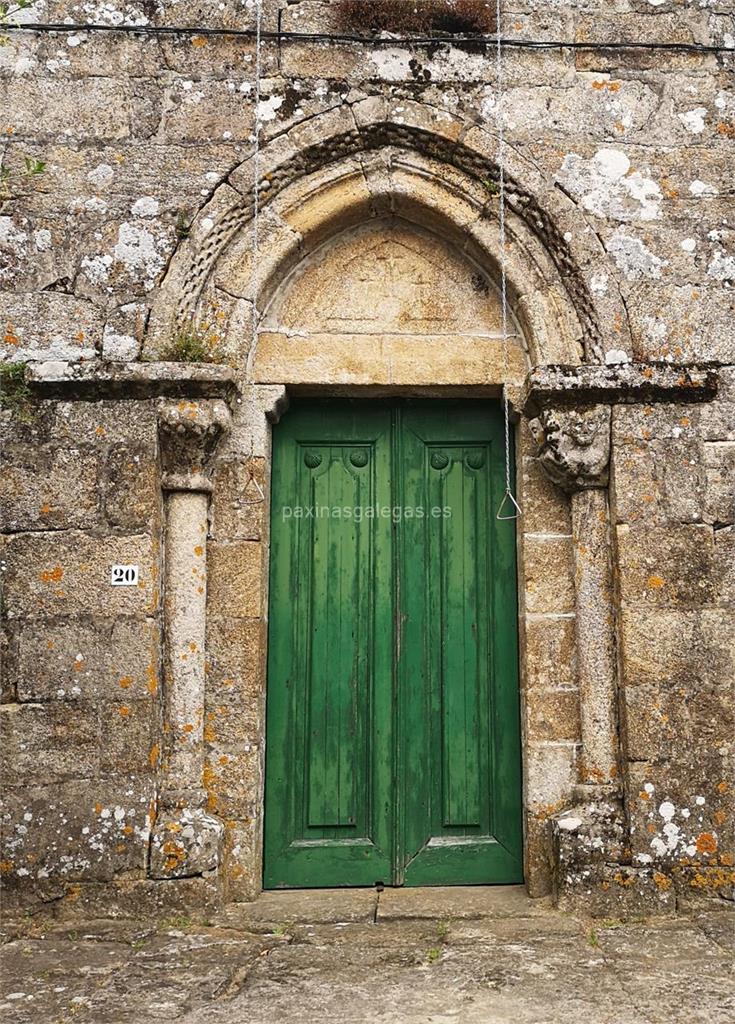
[264,400,522,889]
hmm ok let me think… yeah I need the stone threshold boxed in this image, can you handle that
[221,885,553,929]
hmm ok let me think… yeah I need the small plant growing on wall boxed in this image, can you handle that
[0,1,34,46]
[158,316,225,364]
[336,0,497,35]
[0,361,34,421]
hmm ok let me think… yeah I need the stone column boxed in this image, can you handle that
[150,400,231,880]
[528,404,619,792]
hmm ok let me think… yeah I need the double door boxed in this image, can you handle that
[264,400,522,888]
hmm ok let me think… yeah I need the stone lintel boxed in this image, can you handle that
[522,362,718,417]
[25,360,238,402]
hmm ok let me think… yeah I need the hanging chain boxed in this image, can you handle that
[251,0,263,348]
[495,0,522,521]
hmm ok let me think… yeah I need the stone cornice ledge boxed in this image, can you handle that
[25,360,239,401]
[522,362,718,417]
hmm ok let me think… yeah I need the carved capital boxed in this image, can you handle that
[158,399,231,492]
[528,405,611,493]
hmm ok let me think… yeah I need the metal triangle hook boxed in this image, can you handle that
[496,488,523,521]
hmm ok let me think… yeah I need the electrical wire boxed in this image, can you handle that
[6,22,734,54]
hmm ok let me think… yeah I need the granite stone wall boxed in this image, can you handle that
[1,1,733,917]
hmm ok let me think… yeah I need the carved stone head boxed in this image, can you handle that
[528,405,611,493]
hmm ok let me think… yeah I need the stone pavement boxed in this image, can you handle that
[1,887,733,1024]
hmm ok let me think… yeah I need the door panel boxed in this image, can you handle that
[264,405,394,888]
[264,400,522,888]
[399,405,523,885]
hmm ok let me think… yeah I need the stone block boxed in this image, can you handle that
[100,700,159,776]
[2,531,160,620]
[612,438,707,526]
[519,455,572,536]
[626,762,734,867]
[210,458,267,542]
[522,614,577,692]
[0,777,154,884]
[149,809,224,879]
[204,748,261,820]
[103,443,161,530]
[626,281,735,364]
[527,689,582,743]
[525,743,578,817]
[1,443,100,531]
[1,292,102,361]
[1,702,99,786]
[2,78,138,140]
[703,442,735,525]
[714,526,734,607]
[207,541,263,619]
[222,818,261,903]
[16,617,160,703]
[522,536,575,615]
[616,523,716,609]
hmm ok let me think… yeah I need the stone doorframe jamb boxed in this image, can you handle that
[521,362,719,892]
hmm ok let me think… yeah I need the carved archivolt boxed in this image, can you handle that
[148,100,633,369]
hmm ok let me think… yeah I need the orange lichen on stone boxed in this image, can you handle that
[714,810,727,826]
[653,871,672,891]
[40,566,64,583]
[95,425,106,436]
[688,868,735,890]
[613,871,635,888]
[123,824,133,835]
[189,642,198,652]
[647,575,665,589]
[149,744,159,768]
[40,503,52,514]
[3,322,19,345]
[717,781,729,793]
[639,790,650,801]
[191,35,208,47]
[0,860,14,874]
[696,832,718,854]
[118,706,130,717]
[719,852,734,866]
[146,663,158,694]
[194,545,204,557]
[95,803,103,814]
[182,723,194,734]
[716,122,735,138]
[118,676,133,689]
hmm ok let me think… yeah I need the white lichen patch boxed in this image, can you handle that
[678,107,708,134]
[707,251,735,282]
[606,230,666,281]
[131,197,160,218]
[556,149,662,222]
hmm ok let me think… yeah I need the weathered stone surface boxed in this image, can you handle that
[616,523,717,608]
[1,443,101,531]
[2,531,160,619]
[529,405,611,493]
[0,777,154,884]
[523,536,576,615]
[149,809,224,880]
[207,541,263,619]
[14,617,160,703]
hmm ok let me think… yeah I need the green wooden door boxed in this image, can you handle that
[264,400,522,889]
